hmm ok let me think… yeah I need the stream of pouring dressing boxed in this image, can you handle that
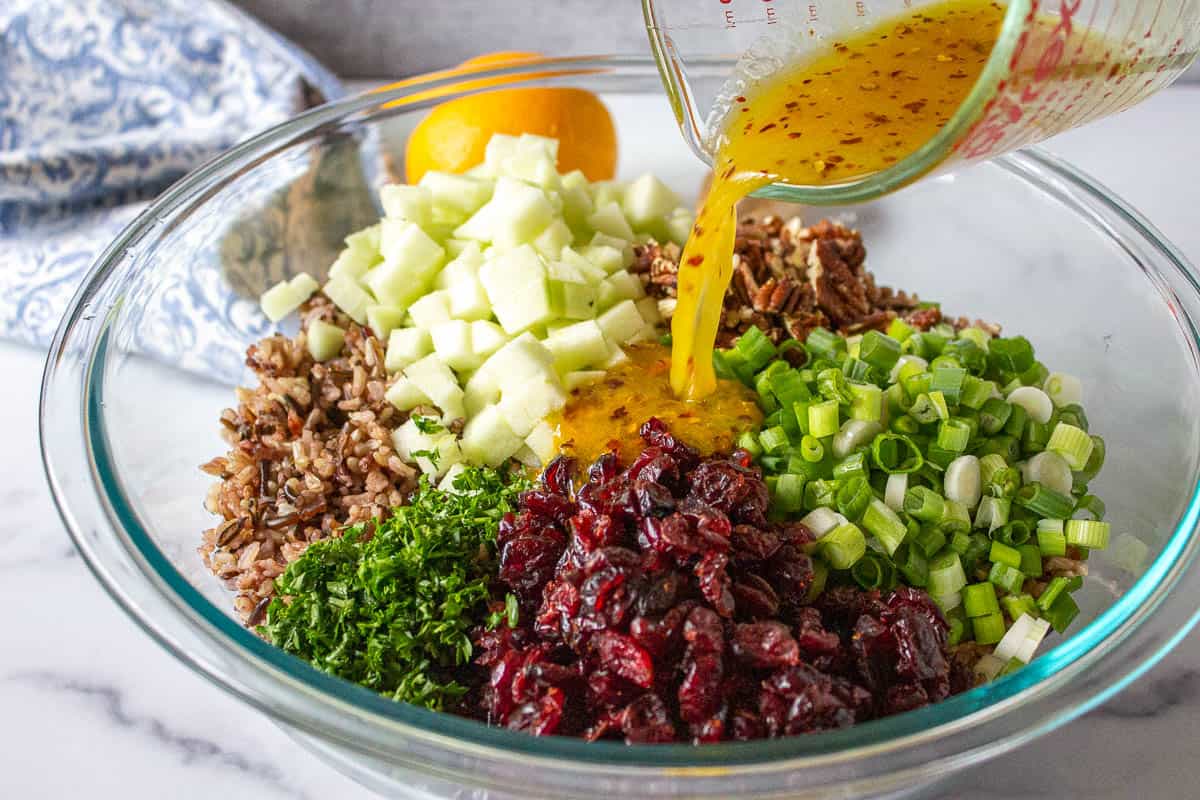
[669,0,1007,400]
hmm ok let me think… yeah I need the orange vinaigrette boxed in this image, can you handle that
[671,0,1006,400]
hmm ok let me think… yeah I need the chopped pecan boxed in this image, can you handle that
[808,238,871,327]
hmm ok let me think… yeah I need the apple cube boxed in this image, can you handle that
[385,327,432,372]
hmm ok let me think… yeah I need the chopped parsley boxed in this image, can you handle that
[260,465,530,710]
[412,415,444,434]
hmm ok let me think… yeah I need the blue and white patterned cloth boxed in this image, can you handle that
[0,0,344,361]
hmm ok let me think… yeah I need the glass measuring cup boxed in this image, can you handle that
[644,0,1200,204]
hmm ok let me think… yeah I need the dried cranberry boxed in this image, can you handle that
[638,417,699,470]
[620,693,677,743]
[793,607,842,658]
[678,652,724,723]
[767,545,815,605]
[729,710,766,741]
[637,513,702,558]
[730,524,781,561]
[730,574,780,619]
[629,604,689,660]
[588,451,621,484]
[626,446,680,487]
[570,508,620,552]
[541,455,577,497]
[759,665,869,736]
[499,532,566,599]
[683,606,724,655]
[519,490,577,523]
[586,668,642,710]
[695,551,735,617]
[633,479,676,516]
[637,572,682,616]
[593,631,654,688]
[686,459,770,525]
[507,686,565,736]
[732,622,800,669]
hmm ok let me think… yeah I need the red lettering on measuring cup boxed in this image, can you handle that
[956,0,1083,161]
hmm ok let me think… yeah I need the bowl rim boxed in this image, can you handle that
[39,56,1200,783]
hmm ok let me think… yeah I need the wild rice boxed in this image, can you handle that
[198,296,417,623]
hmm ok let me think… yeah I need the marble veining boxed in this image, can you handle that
[3,85,1199,799]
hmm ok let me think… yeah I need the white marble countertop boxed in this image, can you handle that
[3,85,1199,799]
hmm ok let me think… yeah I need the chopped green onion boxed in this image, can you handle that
[978,435,1021,464]
[893,543,929,587]
[804,479,839,511]
[1065,519,1110,549]
[931,366,967,405]
[871,433,925,474]
[986,466,1022,499]
[910,528,944,560]
[1044,592,1080,633]
[884,473,908,511]
[937,419,972,452]
[1020,360,1050,388]
[935,590,963,615]
[925,443,959,470]
[842,356,876,383]
[891,414,921,435]
[988,561,1026,594]
[902,370,933,400]
[1017,544,1043,576]
[944,454,982,509]
[735,326,778,372]
[1056,403,1089,432]
[888,317,917,342]
[770,369,812,408]
[832,419,883,460]
[806,328,846,361]
[943,339,987,374]
[836,476,873,522]
[808,399,840,438]
[737,431,762,458]
[938,499,972,536]
[845,335,863,359]
[759,426,791,455]
[773,473,805,513]
[949,531,972,555]
[929,550,968,596]
[1043,372,1082,408]
[989,540,1022,569]
[993,520,1032,547]
[1077,435,1106,481]
[1001,593,1040,623]
[995,613,1051,662]
[979,398,1013,435]
[806,557,830,603]
[958,327,992,351]
[964,582,1001,618]
[859,330,902,372]
[1015,482,1075,519]
[822,523,868,569]
[974,496,1011,532]
[904,486,946,522]
[890,354,928,385]
[1074,494,1106,521]
[861,499,908,555]
[833,451,869,482]
[849,382,884,421]
[1035,576,1077,613]
[1007,386,1054,425]
[1003,403,1029,439]
[908,331,948,359]
[884,383,913,417]
[909,393,940,424]
[1036,520,1068,557]
[960,376,995,410]
[989,336,1035,373]
[1022,451,1073,496]
[851,551,897,590]
[800,434,824,463]
[960,532,993,574]
[800,507,848,538]
[977,454,1008,489]
[817,367,853,404]
[1046,422,1094,470]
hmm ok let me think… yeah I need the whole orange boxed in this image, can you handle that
[403,52,617,185]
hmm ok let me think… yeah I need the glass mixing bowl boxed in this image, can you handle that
[40,58,1200,800]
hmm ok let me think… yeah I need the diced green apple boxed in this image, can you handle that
[403,354,465,421]
[589,180,627,209]
[533,219,574,260]
[418,170,494,217]
[366,305,407,339]
[455,176,554,247]
[665,208,695,246]
[260,280,305,322]
[322,275,373,324]
[635,296,662,326]
[564,370,607,391]
[478,245,554,333]
[469,320,509,358]
[384,376,429,411]
[498,377,567,437]
[579,244,624,275]
[407,291,453,328]
[525,420,558,464]
[379,184,433,228]
[461,405,524,466]
[597,299,647,344]
[430,319,480,371]
[623,173,682,233]
[590,232,635,268]
[557,247,608,284]
[543,319,609,373]
[385,327,432,372]
[596,271,645,311]
[587,200,636,241]
[344,223,381,256]
[548,280,598,320]
[306,320,345,361]
[328,246,379,282]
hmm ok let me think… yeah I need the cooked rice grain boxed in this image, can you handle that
[199,297,417,623]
